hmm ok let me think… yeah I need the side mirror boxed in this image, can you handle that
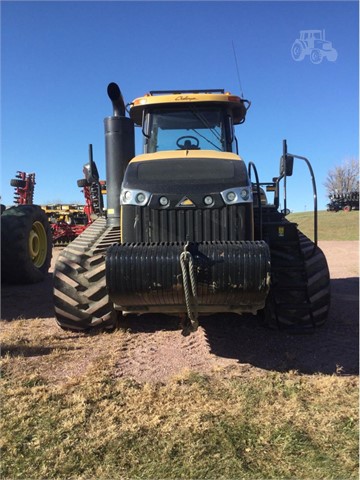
[83,161,100,184]
[280,154,294,177]
[82,144,100,183]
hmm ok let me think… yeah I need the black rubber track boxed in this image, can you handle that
[264,230,331,332]
[53,217,120,331]
[1,205,52,284]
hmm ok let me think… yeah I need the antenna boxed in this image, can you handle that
[232,41,244,97]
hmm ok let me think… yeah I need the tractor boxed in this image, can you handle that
[1,171,52,284]
[53,83,330,334]
[291,30,338,64]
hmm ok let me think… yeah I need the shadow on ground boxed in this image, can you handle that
[120,277,359,376]
[1,272,358,376]
[1,344,69,358]
[1,272,54,320]
[202,277,359,376]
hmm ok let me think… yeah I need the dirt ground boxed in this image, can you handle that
[1,241,358,383]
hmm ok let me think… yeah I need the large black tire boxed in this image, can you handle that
[10,179,26,188]
[263,231,331,332]
[1,205,52,284]
[77,178,90,188]
[53,218,120,331]
[299,233,331,325]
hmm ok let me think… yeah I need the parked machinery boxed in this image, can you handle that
[327,191,359,212]
[54,83,330,334]
[44,203,88,245]
[45,145,106,245]
[1,171,52,284]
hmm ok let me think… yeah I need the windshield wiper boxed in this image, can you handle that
[190,127,222,151]
[189,106,224,151]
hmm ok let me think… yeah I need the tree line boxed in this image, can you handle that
[324,158,359,196]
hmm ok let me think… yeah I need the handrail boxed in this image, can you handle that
[287,153,318,253]
[248,162,262,240]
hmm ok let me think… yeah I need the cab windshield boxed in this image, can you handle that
[145,107,234,153]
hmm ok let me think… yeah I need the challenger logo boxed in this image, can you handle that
[176,197,196,207]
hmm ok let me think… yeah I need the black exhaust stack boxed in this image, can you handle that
[104,82,135,227]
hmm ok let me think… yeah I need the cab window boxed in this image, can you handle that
[144,107,231,153]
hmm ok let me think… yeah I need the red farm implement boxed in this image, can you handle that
[11,171,36,205]
[47,144,106,245]
[1,171,52,284]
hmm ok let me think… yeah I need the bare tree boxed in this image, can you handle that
[324,158,359,195]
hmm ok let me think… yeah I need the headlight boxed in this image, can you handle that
[159,196,169,206]
[221,187,252,205]
[226,191,237,202]
[204,195,214,206]
[120,188,150,206]
[122,190,132,203]
[136,193,146,204]
[240,188,249,200]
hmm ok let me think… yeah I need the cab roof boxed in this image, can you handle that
[129,89,250,126]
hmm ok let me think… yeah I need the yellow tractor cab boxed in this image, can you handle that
[130,89,249,154]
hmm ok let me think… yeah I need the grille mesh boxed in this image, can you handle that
[134,205,247,242]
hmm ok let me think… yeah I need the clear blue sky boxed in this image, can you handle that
[1,0,358,212]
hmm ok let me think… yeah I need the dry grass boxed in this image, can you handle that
[1,319,358,479]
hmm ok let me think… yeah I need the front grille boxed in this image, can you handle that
[131,205,249,242]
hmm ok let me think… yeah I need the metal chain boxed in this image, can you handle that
[180,249,199,334]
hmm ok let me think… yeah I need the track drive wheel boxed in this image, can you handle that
[53,217,120,332]
[1,205,52,284]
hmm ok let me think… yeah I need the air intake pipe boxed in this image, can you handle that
[104,82,135,227]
